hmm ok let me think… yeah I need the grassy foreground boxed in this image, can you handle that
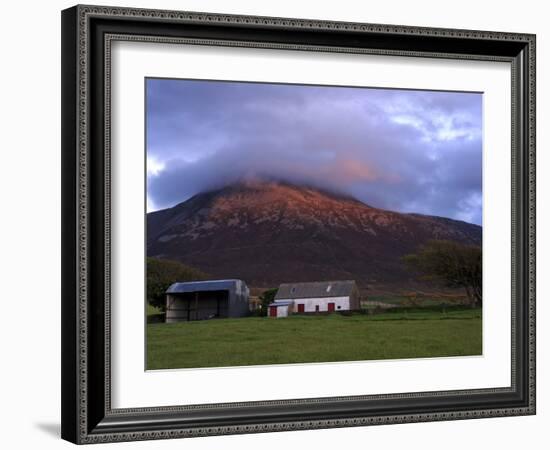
[146,308,481,370]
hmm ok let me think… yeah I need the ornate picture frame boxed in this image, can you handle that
[61,4,536,444]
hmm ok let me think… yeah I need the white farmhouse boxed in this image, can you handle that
[268,280,360,317]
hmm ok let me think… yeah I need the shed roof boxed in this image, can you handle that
[274,280,356,300]
[166,279,245,294]
[269,300,294,306]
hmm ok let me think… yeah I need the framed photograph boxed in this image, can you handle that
[61,4,536,444]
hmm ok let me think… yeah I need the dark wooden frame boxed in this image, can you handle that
[61,4,536,444]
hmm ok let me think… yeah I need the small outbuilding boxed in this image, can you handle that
[165,279,249,322]
[272,280,360,315]
[267,300,294,318]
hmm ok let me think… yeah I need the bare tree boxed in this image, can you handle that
[402,240,482,307]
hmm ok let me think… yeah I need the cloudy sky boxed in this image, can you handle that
[146,78,482,225]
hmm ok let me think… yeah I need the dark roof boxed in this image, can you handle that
[274,280,356,300]
[166,279,246,294]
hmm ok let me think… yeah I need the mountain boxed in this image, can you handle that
[147,180,481,289]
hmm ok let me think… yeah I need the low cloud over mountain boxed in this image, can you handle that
[146,79,483,225]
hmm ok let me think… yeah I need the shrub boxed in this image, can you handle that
[147,257,208,311]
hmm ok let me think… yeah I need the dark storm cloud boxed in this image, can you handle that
[146,78,482,225]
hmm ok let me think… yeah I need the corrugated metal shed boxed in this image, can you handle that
[165,279,250,321]
[274,280,356,300]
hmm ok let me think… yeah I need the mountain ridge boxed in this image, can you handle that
[147,179,481,288]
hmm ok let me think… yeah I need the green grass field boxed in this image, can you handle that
[146,307,482,370]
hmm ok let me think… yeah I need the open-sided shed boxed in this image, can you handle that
[165,279,249,322]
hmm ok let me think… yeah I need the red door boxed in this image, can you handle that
[328,302,335,312]
[269,306,277,317]
[297,304,305,313]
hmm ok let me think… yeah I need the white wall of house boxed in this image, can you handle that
[277,296,350,313]
[276,304,290,317]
